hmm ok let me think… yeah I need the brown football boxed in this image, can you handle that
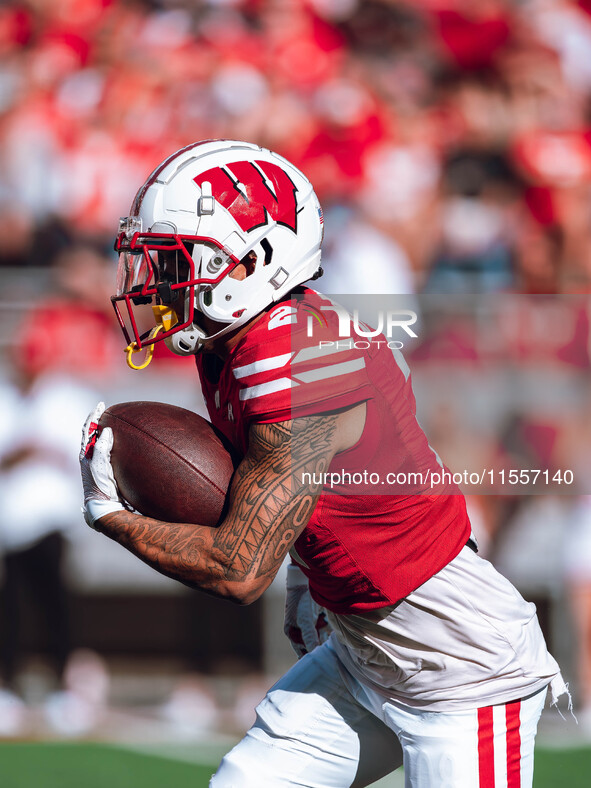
[99,401,237,527]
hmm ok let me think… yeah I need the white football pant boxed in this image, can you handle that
[210,640,546,788]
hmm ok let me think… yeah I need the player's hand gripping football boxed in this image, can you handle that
[284,562,331,658]
[80,402,126,528]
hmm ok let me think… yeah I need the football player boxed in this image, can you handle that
[80,140,567,787]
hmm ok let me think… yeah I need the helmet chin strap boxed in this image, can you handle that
[129,301,236,365]
[125,325,163,370]
[125,305,199,370]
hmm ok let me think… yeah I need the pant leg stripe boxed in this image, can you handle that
[478,705,495,788]
[505,700,522,788]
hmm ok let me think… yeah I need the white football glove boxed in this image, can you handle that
[284,563,331,658]
[80,402,125,529]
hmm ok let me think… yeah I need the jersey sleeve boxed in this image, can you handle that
[233,297,373,425]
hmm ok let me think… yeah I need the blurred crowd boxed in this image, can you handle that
[1,0,591,737]
[2,0,591,292]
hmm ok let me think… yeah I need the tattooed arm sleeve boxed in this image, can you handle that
[95,412,342,603]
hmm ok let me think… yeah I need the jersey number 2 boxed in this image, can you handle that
[268,305,297,330]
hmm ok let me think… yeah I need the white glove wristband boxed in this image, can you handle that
[83,499,125,529]
[80,403,127,530]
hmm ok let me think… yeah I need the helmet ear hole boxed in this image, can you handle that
[260,238,273,266]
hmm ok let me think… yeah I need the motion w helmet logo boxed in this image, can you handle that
[194,161,298,233]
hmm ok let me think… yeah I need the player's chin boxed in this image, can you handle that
[193,309,213,338]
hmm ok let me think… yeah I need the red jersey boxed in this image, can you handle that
[196,288,471,614]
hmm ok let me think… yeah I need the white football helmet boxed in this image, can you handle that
[112,140,324,362]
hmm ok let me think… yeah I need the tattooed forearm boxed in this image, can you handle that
[98,509,223,590]
[212,415,338,584]
[97,410,351,603]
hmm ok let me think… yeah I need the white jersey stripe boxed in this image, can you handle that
[233,353,293,380]
[233,344,360,380]
[292,357,365,384]
[239,377,297,401]
[293,343,359,364]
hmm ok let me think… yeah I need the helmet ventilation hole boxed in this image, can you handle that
[261,238,273,265]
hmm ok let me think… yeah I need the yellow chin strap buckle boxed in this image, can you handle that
[124,305,179,371]
[125,326,162,370]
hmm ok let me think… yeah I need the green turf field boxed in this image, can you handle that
[0,743,215,788]
[0,742,589,787]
